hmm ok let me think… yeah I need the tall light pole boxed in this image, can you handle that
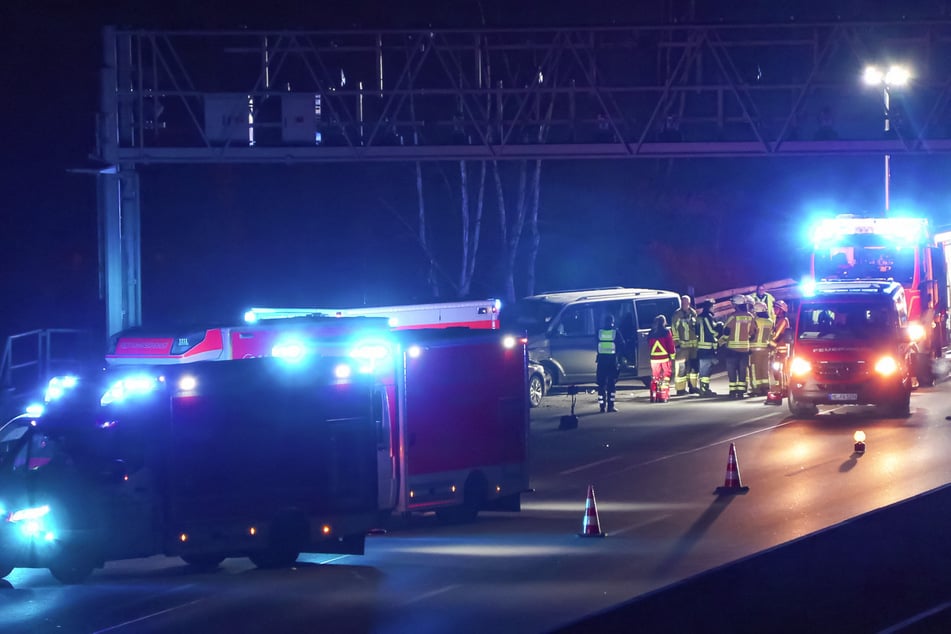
[863,64,911,212]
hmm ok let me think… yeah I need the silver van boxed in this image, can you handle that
[502,287,682,387]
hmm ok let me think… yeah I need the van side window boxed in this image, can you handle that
[558,305,594,336]
[635,298,680,330]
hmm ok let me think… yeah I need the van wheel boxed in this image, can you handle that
[182,554,226,570]
[49,557,95,584]
[787,392,818,418]
[528,373,545,408]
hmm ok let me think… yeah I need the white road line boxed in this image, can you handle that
[617,414,800,472]
[559,455,623,476]
[92,599,205,633]
[318,554,350,565]
[878,600,951,633]
[401,584,460,606]
[608,514,671,536]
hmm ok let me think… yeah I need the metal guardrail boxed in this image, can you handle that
[0,329,97,395]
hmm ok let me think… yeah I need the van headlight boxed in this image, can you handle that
[907,323,926,342]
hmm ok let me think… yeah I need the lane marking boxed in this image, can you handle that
[609,514,671,536]
[92,598,205,633]
[401,584,460,606]
[879,600,951,634]
[559,456,622,476]
[616,414,800,473]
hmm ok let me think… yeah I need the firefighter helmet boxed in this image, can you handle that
[753,301,768,314]
[732,294,746,305]
[774,300,788,312]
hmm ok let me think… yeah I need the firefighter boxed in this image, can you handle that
[596,315,625,413]
[753,283,776,321]
[696,299,723,396]
[768,299,791,396]
[748,301,774,396]
[671,294,700,395]
[648,314,677,403]
[720,294,758,399]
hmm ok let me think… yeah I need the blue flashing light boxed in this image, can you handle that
[349,337,394,373]
[101,374,161,406]
[334,363,352,380]
[44,375,79,403]
[407,345,422,359]
[272,339,307,363]
[7,504,54,542]
[25,403,44,418]
[244,310,259,324]
[800,277,817,298]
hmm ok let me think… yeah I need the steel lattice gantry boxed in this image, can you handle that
[95,21,951,335]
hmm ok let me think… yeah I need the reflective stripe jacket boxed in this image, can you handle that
[649,328,676,360]
[671,308,699,348]
[722,312,757,352]
[697,313,723,351]
[750,316,773,350]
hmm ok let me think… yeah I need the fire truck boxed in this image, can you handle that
[0,350,384,583]
[244,298,502,330]
[808,214,951,385]
[105,316,531,524]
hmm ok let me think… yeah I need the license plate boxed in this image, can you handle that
[830,393,858,402]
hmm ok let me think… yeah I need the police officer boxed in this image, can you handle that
[720,295,758,399]
[596,315,625,413]
[695,299,723,396]
[671,294,700,395]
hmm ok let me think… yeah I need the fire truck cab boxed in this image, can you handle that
[786,280,916,418]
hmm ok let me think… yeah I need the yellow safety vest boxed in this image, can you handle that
[724,313,755,351]
[597,329,617,355]
[750,316,773,350]
[672,308,698,348]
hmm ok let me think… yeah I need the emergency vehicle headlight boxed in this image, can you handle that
[502,335,517,349]
[907,323,926,342]
[45,375,79,403]
[789,357,812,377]
[177,375,198,392]
[101,374,161,406]
[407,345,422,359]
[334,363,352,379]
[7,504,55,540]
[874,356,899,376]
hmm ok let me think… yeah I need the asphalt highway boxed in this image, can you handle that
[2,373,950,633]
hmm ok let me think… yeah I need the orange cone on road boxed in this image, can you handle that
[578,485,606,537]
[715,443,750,495]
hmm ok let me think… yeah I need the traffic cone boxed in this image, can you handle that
[714,443,750,495]
[578,485,606,537]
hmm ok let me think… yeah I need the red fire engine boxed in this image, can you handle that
[105,316,531,522]
[808,214,951,384]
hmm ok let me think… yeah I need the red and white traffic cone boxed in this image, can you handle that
[578,485,606,537]
[715,443,750,495]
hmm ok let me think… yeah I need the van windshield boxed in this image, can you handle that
[502,300,562,336]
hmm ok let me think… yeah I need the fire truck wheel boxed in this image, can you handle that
[885,390,912,418]
[0,563,12,579]
[787,392,818,418]
[528,373,545,408]
[436,474,487,524]
[249,548,300,569]
[181,554,226,570]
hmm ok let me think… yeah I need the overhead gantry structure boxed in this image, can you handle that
[96,21,951,335]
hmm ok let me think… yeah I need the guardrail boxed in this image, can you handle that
[0,329,98,395]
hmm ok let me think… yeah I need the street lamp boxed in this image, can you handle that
[863,64,911,212]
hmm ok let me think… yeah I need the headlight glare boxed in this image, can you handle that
[789,357,812,377]
[875,356,899,376]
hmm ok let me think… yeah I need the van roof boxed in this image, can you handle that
[523,287,680,304]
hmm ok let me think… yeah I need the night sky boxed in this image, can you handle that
[2,1,950,342]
